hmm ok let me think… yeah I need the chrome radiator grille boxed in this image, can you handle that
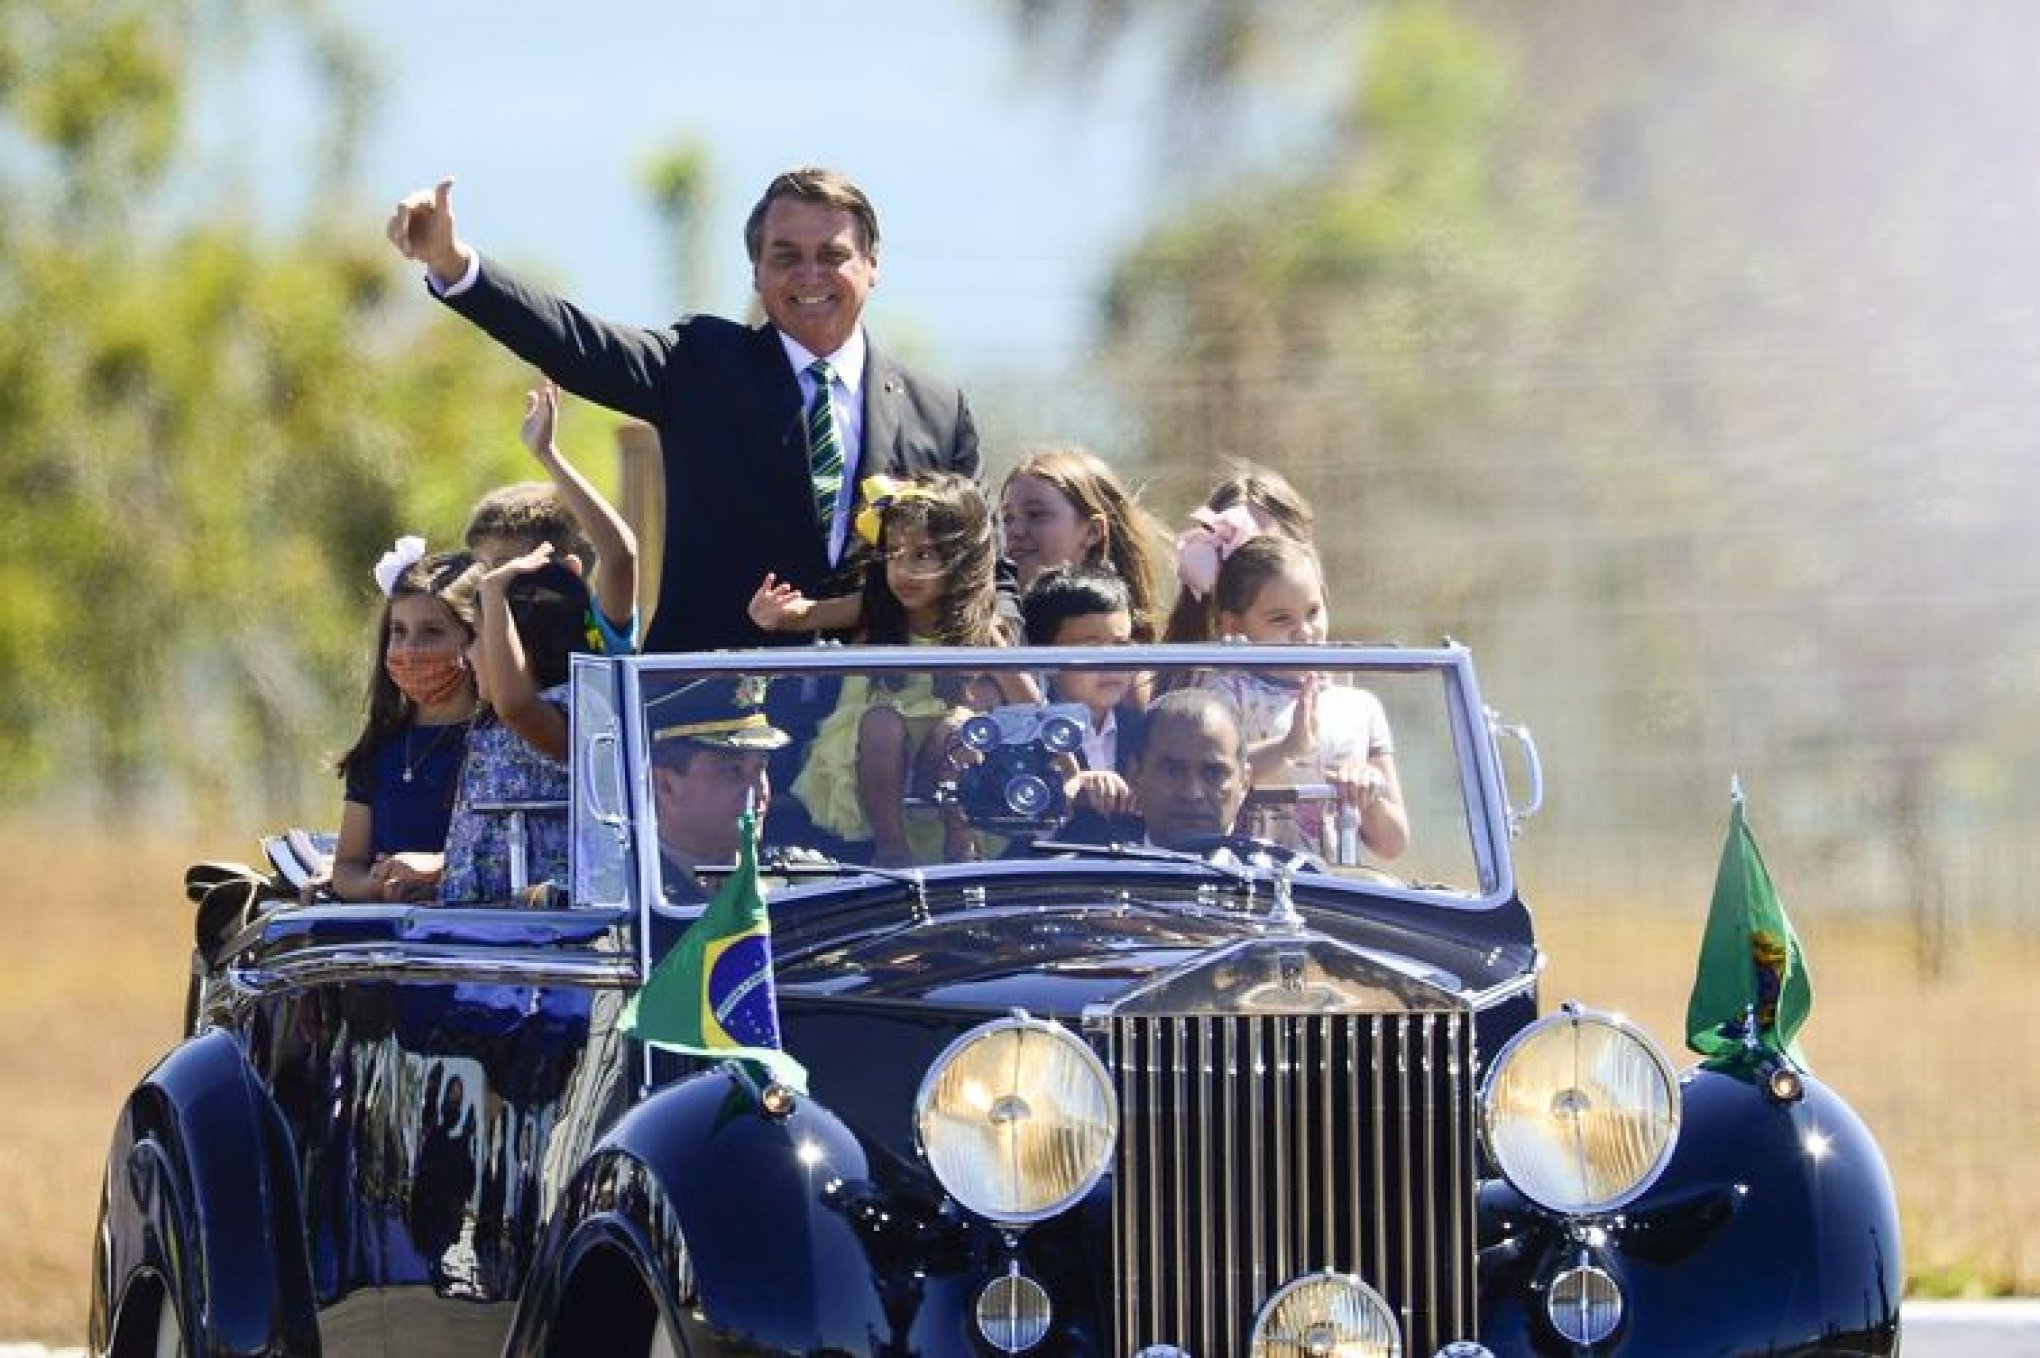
[1102,1011,1477,1354]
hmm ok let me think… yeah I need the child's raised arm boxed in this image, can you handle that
[749,572,863,634]
[522,377,640,642]
[478,545,571,761]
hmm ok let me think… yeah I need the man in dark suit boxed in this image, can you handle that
[386,166,980,652]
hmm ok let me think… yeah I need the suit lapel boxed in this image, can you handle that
[861,345,906,478]
[752,323,805,440]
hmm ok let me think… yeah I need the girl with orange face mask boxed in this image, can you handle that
[325,540,482,902]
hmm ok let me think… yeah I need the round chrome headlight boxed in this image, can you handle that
[1480,1008,1681,1215]
[1249,1271,1400,1357]
[915,1015,1117,1223]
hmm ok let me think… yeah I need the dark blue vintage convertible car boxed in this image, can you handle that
[90,643,1902,1356]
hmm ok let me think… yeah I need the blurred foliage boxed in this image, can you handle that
[1015,0,2040,970]
[642,134,714,307]
[0,0,572,821]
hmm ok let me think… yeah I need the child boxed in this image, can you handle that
[327,541,480,903]
[777,472,1018,865]
[438,548,594,903]
[464,378,640,654]
[1192,535,1409,861]
[1020,564,1142,824]
[999,445,1171,640]
[1205,460,1316,542]
[1164,461,1316,642]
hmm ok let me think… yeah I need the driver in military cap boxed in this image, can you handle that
[649,674,793,906]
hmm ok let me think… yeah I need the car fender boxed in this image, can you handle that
[511,1065,943,1357]
[1480,1067,1902,1354]
[91,1027,317,1356]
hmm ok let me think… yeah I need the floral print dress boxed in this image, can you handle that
[439,685,571,903]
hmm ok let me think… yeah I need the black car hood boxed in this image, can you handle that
[772,872,1521,1020]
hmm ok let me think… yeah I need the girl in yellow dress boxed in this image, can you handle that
[753,472,1018,865]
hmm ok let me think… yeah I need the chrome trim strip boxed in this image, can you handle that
[1111,1021,1135,1354]
[1371,1014,1387,1286]
[1271,1015,1291,1286]
[1428,1011,1444,1337]
[1346,1015,1363,1281]
[1170,1016,1189,1342]
[1449,1010,1467,1331]
[1144,1019,1162,1344]
[1464,969,1540,1010]
[1397,1015,1415,1341]
[1222,1018,1239,1350]
[631,641,1465,679]
[1315,1013,1333,1270]
[227,946,636,996]
[1248,1018,1266,1311]
[1197,1018,1215,1350]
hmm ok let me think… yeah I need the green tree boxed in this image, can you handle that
[643,136,714,308]
[0,0,547,823]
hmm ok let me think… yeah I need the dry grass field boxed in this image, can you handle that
[0,818,2033,1344]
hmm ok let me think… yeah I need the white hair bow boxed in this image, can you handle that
[373,535,428,596]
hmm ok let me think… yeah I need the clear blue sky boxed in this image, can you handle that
[194,0,1176,384]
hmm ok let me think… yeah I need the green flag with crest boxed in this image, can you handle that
[1685,783,1813,1071]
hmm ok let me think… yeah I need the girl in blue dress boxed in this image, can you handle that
[329,542,480,903]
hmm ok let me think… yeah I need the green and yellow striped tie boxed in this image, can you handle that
[805,359,843,528]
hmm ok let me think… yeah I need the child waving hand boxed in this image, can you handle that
[775,473,1020,865]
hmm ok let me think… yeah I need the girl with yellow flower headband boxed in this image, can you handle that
[757,472,1020,866]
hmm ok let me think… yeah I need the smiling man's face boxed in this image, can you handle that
[752,196,878,358]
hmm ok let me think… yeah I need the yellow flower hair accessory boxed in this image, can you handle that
[852,474,939,546]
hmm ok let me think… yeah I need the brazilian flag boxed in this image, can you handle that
[622,809,809,1093]
[1685,783,1813,1072]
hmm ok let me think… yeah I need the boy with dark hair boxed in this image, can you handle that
[465,379,640,654]
[1022,564,1144,824]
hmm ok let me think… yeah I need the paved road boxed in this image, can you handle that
[8,1301,2035,1355]
[1905,1299,2040,1356]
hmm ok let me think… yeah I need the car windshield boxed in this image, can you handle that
[589,644,1504,907]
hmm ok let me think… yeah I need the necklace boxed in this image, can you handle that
[401,718,470,784]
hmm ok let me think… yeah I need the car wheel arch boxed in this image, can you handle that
[91,1029,316,1356]
[510,1181,691,1358]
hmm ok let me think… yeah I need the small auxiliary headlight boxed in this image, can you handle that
[914,1015,1117,1224]
[1547,1262,1623,1345]
[1480,1007,1681,1215]
[976,1270,1053,1352]
[1249,1272,1400,1358]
